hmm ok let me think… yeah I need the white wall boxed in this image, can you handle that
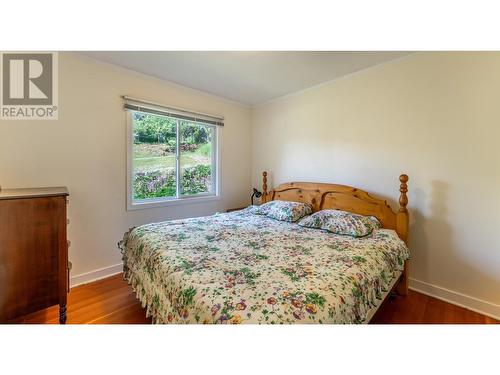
[0,53,252,283]
[251,52,500,315]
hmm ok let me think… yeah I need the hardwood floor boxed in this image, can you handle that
[11,274,151,324]
[10,274,498,324]
[372,290,498,324]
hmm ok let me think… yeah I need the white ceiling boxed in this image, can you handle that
[82,52,411,105]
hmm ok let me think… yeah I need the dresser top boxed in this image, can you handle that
[0,187,69,200]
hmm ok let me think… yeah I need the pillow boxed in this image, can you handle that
[297,209,381,237]
[255,200,313,222]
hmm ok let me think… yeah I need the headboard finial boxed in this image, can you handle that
[399,174,409,213]
[262,171,268,202]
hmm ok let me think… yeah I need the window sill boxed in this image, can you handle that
[127,194,220,211]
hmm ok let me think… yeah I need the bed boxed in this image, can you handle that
[119,172,410,324]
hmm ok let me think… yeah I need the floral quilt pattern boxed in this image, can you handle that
[119,207,410,324]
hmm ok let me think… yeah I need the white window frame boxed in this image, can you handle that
[126,110,220,211]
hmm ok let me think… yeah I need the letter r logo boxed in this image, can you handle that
[2,53,53,105]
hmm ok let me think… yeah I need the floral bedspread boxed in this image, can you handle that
[119,207,410,324]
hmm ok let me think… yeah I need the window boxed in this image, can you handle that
[127,109,219,210]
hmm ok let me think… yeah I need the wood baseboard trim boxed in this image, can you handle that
[409,278,500,321]
[70,263,123,288]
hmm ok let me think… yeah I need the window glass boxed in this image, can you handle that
[129,111,217,207]
[180,121,214,196]
[132,112,177,200]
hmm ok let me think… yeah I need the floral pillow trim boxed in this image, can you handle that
[255,200,313,222]
[298,209,381,237]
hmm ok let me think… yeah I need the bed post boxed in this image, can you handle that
[262,171,268,203]
[396,174,409,296]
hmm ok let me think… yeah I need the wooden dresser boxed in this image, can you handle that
[0,187,69,323]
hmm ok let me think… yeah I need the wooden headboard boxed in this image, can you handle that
[261,171,409,245]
